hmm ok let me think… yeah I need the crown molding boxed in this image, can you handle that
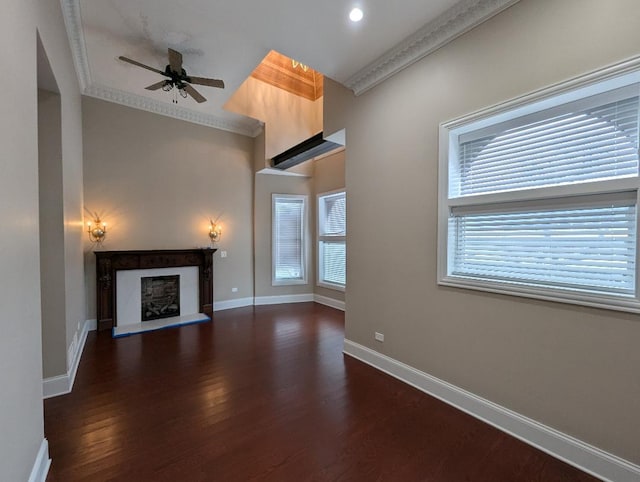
[345,0,521,96]
[60,0,91,91]
[84,84,260,136]
[61,0,520,130]
[59,0,260,137]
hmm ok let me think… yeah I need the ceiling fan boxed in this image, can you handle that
[118,48,225,104]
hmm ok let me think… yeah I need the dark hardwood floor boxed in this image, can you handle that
[45,303,596,481]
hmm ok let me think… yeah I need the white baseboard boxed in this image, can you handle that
[213,297,254,311]
[254,294,314,305]
[214,295,343,311]
[42,373,69,399]
[43,318,95,399]
[28,438,51,482]
[313,294,345,311]
[343,339,640,482]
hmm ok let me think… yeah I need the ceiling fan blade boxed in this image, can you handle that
[183,84,206,103]
[145,80,167,91]
[118,56,165,76]
[168,48,183,73]
[188,76,225,89]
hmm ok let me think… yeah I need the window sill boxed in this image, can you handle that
[438,275,640,315]
[317,281,345,292]
[272,278,308,287]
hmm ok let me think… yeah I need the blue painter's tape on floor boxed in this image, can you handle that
[112,314,211,338]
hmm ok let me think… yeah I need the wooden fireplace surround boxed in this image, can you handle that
[95,249,216,332]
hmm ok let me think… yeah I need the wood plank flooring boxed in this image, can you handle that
[45,303,597,481]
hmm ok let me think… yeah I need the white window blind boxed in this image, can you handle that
[450,197,637,295]
[451,89,640,197]
[440,72,640,311]
[318,191,346,288]
[273,194,307,284]
[320,242,346,286]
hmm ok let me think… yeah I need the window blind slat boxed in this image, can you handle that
[451,96,640,197]
[450,204,637,295]
[320,241,346,285]
[463,137,637,179]
[473,103,639,155]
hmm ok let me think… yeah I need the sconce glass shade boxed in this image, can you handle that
[209,222,222,243]
[87,217,107,244]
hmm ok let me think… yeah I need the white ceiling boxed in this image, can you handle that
[64,0,518,136]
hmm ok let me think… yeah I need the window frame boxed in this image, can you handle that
[438,61,640,314]
[272,193,308,286]
[317,189,346,291]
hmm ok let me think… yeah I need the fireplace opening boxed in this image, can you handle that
[141,275,180,321]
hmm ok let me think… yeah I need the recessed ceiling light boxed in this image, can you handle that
[349,7,363,22]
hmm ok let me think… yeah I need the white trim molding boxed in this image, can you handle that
[214,295,344,311]
[343,340,640,482]
[345,0,520,95]
[254,294,314,305]
[59,0,90,91]
[84,84,260,137]
[43,319,95,399]
[213,297,254,311]
[42,373,70,399]
[313,294,345,311]
[28,439,51,482]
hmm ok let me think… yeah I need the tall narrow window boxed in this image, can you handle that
[439,69,640,313]
[318,190,346,290]
[272,194,307,285]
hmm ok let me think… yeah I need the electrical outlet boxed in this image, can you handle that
[220,251,227,258]
[375,332,384,342]
[232,287,238,293]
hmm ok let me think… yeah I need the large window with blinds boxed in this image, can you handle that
[272,194,307,285]
[439,69,640,312]
[318,190,346,290]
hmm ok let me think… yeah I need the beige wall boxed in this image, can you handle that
[37,0,86,374]
[313,150,346,302]
[82,97,255,317]
[0,4,44,478]
[225,76,322,159]
[38,89,67,378]
[323,77,352,141]
[0,0,85,479]
[39,0,85,378]
[253,151,346,302]
[253,130,267,173]
[254,172,314,297]
[339,0,640,464]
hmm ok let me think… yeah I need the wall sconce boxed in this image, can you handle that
[209,220,222,243]
[87,216,107,244]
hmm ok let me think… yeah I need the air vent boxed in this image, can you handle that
[272,132,341,170]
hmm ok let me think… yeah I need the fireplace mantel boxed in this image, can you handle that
[95,248,216,331]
